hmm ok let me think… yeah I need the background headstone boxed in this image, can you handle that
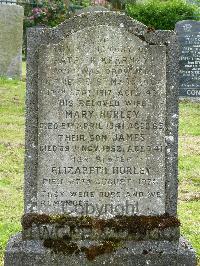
[0,4,24,79]
[5,11,196,266]
[176,20,200,99]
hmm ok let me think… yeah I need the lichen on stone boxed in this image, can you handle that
[43,238,122,261]
[22,213,180,233]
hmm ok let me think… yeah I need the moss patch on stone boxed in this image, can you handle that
[43,239,121,261]
[44,239,79,255]
[21,213,51,229]
[83,240,121,261]
[22,213,180,233]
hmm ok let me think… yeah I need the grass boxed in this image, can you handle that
[0,77,25,266]
[178,101,200,264]
[0,71,199,265]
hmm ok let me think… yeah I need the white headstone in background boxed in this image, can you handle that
[0,4,24,78]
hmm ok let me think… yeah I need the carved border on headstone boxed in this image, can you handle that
[25,12,179,216]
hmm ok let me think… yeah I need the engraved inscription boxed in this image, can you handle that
[37,25,166,217]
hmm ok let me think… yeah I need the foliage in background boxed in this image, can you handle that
[21,0,200,55]
[23,0,112,40]
[22,0,70,55]
[126,0,199,30]
[23,0,130,30]
[24,0,69,27]
[23,0,200,30]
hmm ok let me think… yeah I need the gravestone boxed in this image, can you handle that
[176,20,200,99]
[0,4,23,79]
[5,11,196,265]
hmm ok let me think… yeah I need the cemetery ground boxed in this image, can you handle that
[0,64,199,265]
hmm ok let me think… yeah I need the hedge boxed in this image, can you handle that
[125,0,199,30]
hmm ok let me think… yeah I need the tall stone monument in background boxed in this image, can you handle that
[0,4,23,79]
[176,20,200,99]
[5,11,196,265]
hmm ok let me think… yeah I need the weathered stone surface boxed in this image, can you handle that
[25,12,179,219]
[37,25,167,217]
[0,4,23,78]
[5,233,197,266]
[21,214,180,241]
[175,20,200,99]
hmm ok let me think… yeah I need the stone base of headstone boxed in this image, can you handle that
[5,233,196,266]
